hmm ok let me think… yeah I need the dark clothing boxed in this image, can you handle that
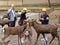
[20,19,24,26]
[7,13,10,20]
[40,13,49,24]
[20,12,27,26]
[10,17,16,27]
[20,12,26,20]
[9,21,16,27]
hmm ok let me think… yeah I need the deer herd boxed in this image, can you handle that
[0,15,60,45]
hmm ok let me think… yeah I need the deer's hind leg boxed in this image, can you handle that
[28,35,32,45]
[35,33,40,45]
[55,31,60,45]
[49,32,56,44]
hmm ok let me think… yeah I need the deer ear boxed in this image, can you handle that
[7,40,10,43]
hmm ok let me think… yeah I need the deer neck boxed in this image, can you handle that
[32,22,38,31]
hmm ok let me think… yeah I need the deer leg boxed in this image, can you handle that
[19,33,23,45]
[2,34,9,41]
[29,27,32,36]
[49,34,55,44]
[35,33,40,44]
[55,33,60,45]
[18,35,20,45]
[28,35,32,45]
[20,32,25,45]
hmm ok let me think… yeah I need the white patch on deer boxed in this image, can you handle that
[2,25,8,32]
[24,31,29,36]
[21,37,25,43]
[3,25,8,28]
[3,29,5,32]
[0,16,3,20]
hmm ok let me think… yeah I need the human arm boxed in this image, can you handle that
[7,9,11,19]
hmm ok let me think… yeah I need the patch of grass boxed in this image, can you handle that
[0,3,60,8]
[0,3,60,12]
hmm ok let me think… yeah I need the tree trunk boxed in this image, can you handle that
[48,0,51,8]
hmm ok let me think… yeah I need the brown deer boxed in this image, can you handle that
[0,19,10,27]
[29,19,60,45]
[3,15,8,19]
[2,24,27,45]
[3,14,21,19]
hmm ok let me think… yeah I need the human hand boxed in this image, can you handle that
[40,18,44,20]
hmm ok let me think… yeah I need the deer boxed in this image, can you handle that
[0,19,10,27]
[2,23,27,45]
[29,19,60,45]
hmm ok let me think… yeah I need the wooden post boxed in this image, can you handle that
[48,0,51,8]
[58,15,60,24]
[7,0,8,6]
[22,0,23,6]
